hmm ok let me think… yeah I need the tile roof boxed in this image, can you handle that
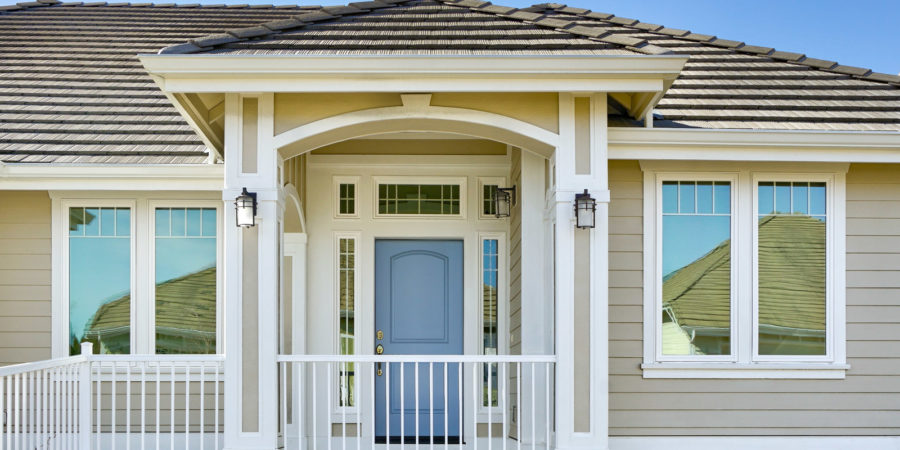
[0,0,898,164]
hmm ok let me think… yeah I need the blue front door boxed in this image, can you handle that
[374,239,463,443]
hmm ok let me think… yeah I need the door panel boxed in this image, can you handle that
[374,240,463,441]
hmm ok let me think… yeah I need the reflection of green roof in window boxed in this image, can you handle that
[663,215,825,333]
[85,266,216,352]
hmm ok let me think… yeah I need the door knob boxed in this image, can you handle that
[375,344,384,355]
[376,330,383,340]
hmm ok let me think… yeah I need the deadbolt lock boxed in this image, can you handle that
[375,344,384,355]
[376,330,383,340]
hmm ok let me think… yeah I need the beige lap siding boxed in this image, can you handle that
[0,190,51,365]
[608,161,900,436]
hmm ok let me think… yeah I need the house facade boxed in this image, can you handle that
[1,1,899,449]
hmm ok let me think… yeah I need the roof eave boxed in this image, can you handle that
[139,54,689,94]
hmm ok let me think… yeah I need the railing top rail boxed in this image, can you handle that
[89,354,226,363]
[0,354,87,376]
[276,354,557,363]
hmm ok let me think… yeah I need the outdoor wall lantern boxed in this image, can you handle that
[493,186,517,218]
[575,189,596,229]
[234,187,258,227]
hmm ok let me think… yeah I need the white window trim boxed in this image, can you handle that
[333,175,359,219]
[476,232,508,422]
[476,176,507,220]
[52,195,223,358]
[641,163,848,379]
[372,176,468,220]
[332,231,361,420]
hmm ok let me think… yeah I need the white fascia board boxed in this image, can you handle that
[609,127,900,162]
[139,54,687,93]
[0,164,224,191]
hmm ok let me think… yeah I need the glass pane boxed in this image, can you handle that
[69,207,85,235]
[171,208,186,237]
[339,238,356,407]
[662,181,678,214]
[483,185,498,216]
[69,207,131,355]
[697,182,713,214]
[100,208,116,236]
[810,183,826,216]
[84,208,100,236]
[758,182,774,216]
[793,183,809,215]
[201,208,217,237]
[714,182,731,214]
[339,183,355,215]
[156,208,170,237]
[377,184,462,215]
[679,182,695,214]
[116,208,130,237]
[758,184,826,356]
[155,208,217,354]
[661,181,731,356]
[483,239,499,407]
[775,182,791,214]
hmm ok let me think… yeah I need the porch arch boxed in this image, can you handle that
[273,102,560,159]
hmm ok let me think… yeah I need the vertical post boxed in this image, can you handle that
[223,92,282,449]
[79,342,93,450]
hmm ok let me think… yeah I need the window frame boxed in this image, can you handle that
[652,173,740,363]
[333,231,361,416]
[477,231,508,422]
[52,196,222,357]
[148,200,223,355]
[371,176,467,219]
[333,175,359,219]
[641,164,848,379]
[59,199,137,356]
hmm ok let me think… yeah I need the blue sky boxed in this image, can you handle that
[2,0,898,74]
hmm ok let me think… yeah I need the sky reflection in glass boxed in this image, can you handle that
[69,207,130,355]
[155,207,217,354]
[661,181,731,356]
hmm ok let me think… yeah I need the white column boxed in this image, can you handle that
[552,93,610,450]
[223,93,282,450]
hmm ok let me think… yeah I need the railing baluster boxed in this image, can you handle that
[414,362,419,450]
[170,363,175,450]
[385,362,390,450]
[156,363,161,450]
[456,363,461,450]
[471,363,477,450]
[443,363,447,450]
[282,362,287,450]
[298,362,303,450]
[516,363,521,450]
[502,362,507,450]
[200,362,205,450]
[399,362,404,450]
[488,361,492,450]
[341,361,346,450]
[312,362,317,450]
[54,367,59,450]
[327,362,332,450]
[530,363,534,450]
[544,363,549,450]
[0,375,4,450]
[15,371,21,450]
[142,362,146,450]
[96,363,101,450]
[215,362,220,450]
[186,361,191,450]
[126,362,132,450]
[429,362,433,450]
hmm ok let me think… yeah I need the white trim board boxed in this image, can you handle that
[609,436,900,450]
[140,54,687,93]
[609,128,900,163]
[0,164,224,190]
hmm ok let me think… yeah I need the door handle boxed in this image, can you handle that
[375,344,384,355]
[375,343,385,376]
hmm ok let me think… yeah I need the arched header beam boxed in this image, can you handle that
[273,101,559,159]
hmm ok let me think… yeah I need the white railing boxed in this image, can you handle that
[0,343,225,450]
[278,354,556,450]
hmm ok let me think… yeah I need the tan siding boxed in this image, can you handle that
[0,190,51,365]
[508,148,523,356]
[608,161,900,436]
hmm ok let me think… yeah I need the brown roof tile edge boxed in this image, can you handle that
[537,2,900,86]
[156,0,409,54]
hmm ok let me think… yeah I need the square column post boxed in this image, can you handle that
[552,93,610,450]
[223,93,283,450]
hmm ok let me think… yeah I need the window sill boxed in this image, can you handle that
[640,362,850,379]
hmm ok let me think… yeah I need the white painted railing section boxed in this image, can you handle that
[278,354,556,450]
[0,343,225,450]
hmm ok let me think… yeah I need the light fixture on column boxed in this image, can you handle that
[493,185,517,218]
[234,187,258,227]
[574,189,596,229]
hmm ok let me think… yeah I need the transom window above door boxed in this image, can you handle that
[373,177,467,218]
